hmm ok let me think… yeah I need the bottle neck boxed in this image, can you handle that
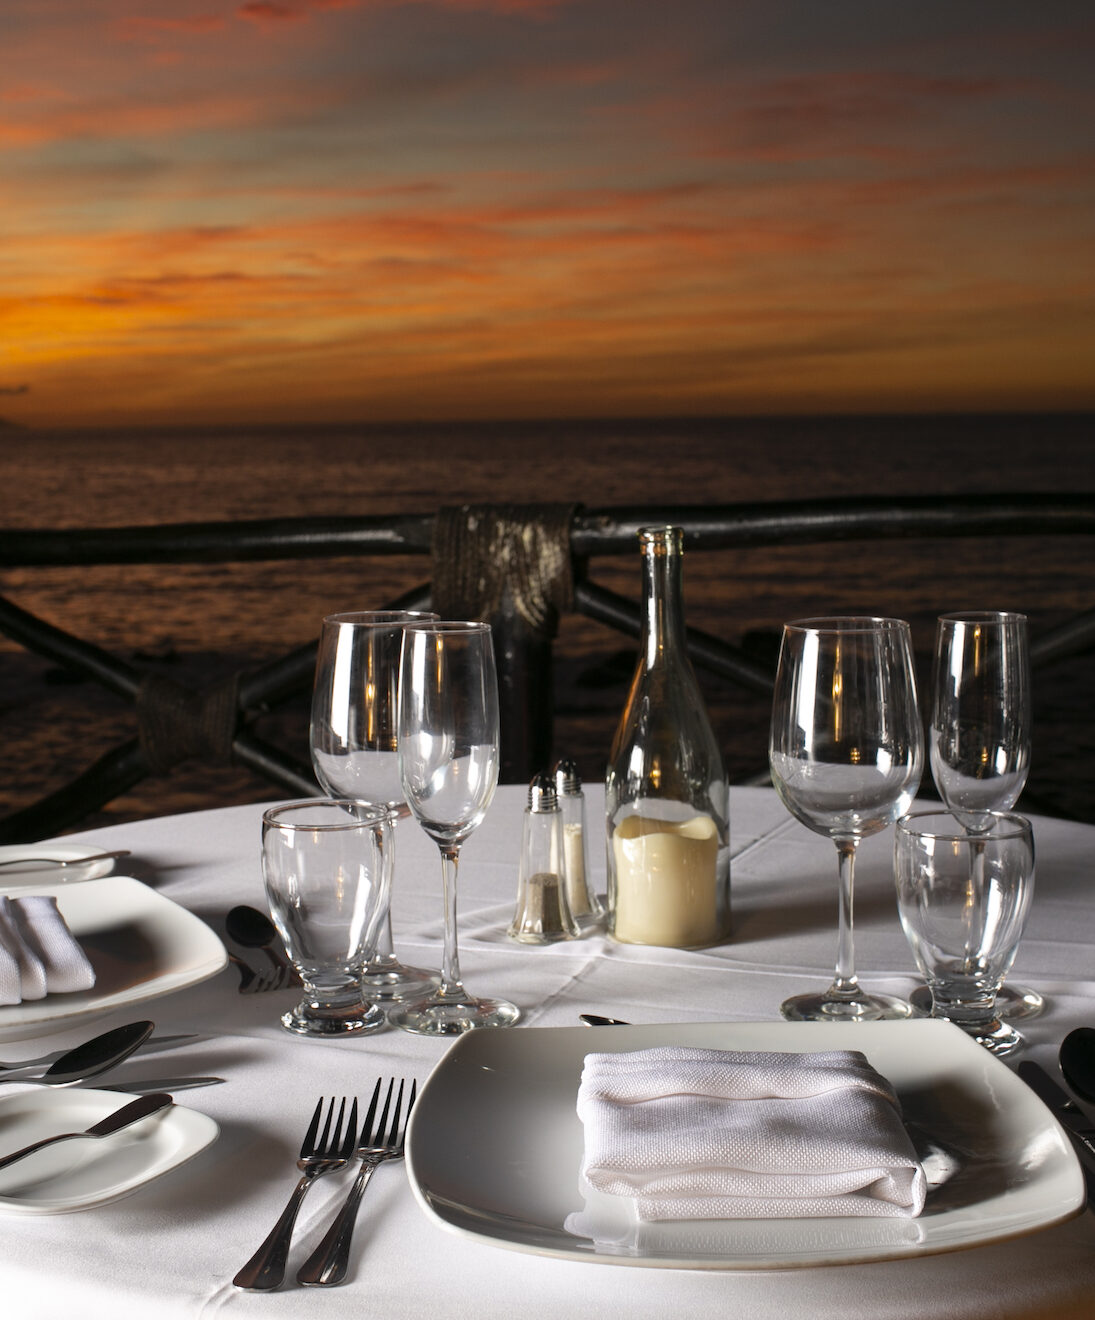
[640,530,686,668]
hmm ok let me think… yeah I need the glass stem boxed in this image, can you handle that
[368,814,397,966]
[831,840,861,998]
[437,843,465,998]
[964,837,988,974]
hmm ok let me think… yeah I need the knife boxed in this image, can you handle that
[1017,1060,1095,1197]
[94,1076,225,1093]
[0,1092,173,1174]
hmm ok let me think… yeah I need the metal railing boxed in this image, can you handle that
[1,492,1093,842]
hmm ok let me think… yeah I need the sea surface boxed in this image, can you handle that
[1,413,1092,832]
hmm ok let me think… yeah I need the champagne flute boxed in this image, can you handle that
[389,620,520,1035]
[910,610,1041,1019]
[769,617,923,1021]
[310,610,440,1001]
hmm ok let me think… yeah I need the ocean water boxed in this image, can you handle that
[1,413,1092,831]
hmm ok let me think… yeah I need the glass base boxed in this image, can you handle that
[361,957,441,1002]
[279,997,387,1038]
[955,1016,1024,1057]
[780,989,913,1023]
[908,981,1044,1022]
[389,992,521,1036]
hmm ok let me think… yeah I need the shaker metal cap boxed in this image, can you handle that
[527,771,559,812]
[552,758,582,796]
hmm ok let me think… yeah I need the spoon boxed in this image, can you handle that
[0,1031,195,1074]
[0,1092,173,1174]
[579,1014,632,1027]
[0,1020,153,1087]
[1060,1028,1095,1105]
[225,905,296,977]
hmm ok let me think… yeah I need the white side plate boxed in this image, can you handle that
[0,843,118,886]
[0,875,227,1041]
[407,1019,1084,1270]
[0,1087,218,1214]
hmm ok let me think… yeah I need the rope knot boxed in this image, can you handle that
[431,504,577,638]
[137,672,240,775]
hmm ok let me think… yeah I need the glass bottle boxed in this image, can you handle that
[507,773,579,943]
[605,526,730,947]
[552,759,604,931]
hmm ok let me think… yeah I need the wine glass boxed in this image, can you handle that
[769,617,923,1021]
[911,610,1041,1019]
[310,610,440,1002]
[389,620,520,1035]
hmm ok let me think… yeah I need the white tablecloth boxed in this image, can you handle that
[3,786,1094,1320]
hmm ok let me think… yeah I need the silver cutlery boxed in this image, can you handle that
[230,954,298,995]
[579,1013,631,1027]
[0,1020,154,1087]
[297,1077,416,1288]
[1060,1028,1095,1105]
[91,1075,225,1093]
[0,1031,196,1074]
[226,906,300,984]
[233,1096,358,1292]
[0,849,130,872]
[0,1092,173,1174]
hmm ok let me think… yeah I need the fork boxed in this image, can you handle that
[233,1096,358,1292]
[296,1077,416,1287]
[229,955,298,994]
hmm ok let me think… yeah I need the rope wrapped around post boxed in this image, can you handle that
[431,503,578,780]
[431,503,578,638]
[137,672,241,775]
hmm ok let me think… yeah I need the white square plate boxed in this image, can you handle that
[0,875,227,1042]
[406,1019,1084,1270]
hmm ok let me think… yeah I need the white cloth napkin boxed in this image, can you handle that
[0,896,96,1005]
[576,1047,926,1220]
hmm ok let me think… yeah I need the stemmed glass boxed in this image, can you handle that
[769,617,923,1021]
[389,620,520,1035]
[910,610,1041,1019]
[310,610,440,1001]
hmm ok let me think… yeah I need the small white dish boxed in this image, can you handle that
[0,875,227,1042]
[407,1019,1084,1270]
[0,1086,218,1214]
[0,843,118,886]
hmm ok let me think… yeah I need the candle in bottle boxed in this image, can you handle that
[611,812,720,947]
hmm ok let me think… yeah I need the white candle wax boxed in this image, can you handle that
[611,813,720,947]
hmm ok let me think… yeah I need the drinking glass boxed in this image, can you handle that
[390,620,519,1035]
[310,610,440,1001]
[769,617,923,1021]
[912,610,1041,1020]
[261,799,390,1037]
[895,810,1034,1056]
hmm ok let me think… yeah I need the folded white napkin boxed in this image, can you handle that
[576,1047,925,1220]
[0,896,96,1005]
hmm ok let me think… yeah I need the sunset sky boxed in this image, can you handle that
[2,1,1093,428]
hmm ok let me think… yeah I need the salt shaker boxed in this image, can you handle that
[552,759,604,930]
[507,773,579,943]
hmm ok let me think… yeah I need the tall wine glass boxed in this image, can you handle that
[389,620,519,1035]
[310,610,440,1001]
[769,617,923,1021]
[913,609,1041,1020]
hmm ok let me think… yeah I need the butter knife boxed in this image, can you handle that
[1017,1061,1095,1196]
[96,1076,225,1093]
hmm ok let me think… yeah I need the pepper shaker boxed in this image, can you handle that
[553,759,604,930]
[507,773,579,943]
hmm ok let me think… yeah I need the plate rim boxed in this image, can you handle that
[406,1018,1085,1271]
